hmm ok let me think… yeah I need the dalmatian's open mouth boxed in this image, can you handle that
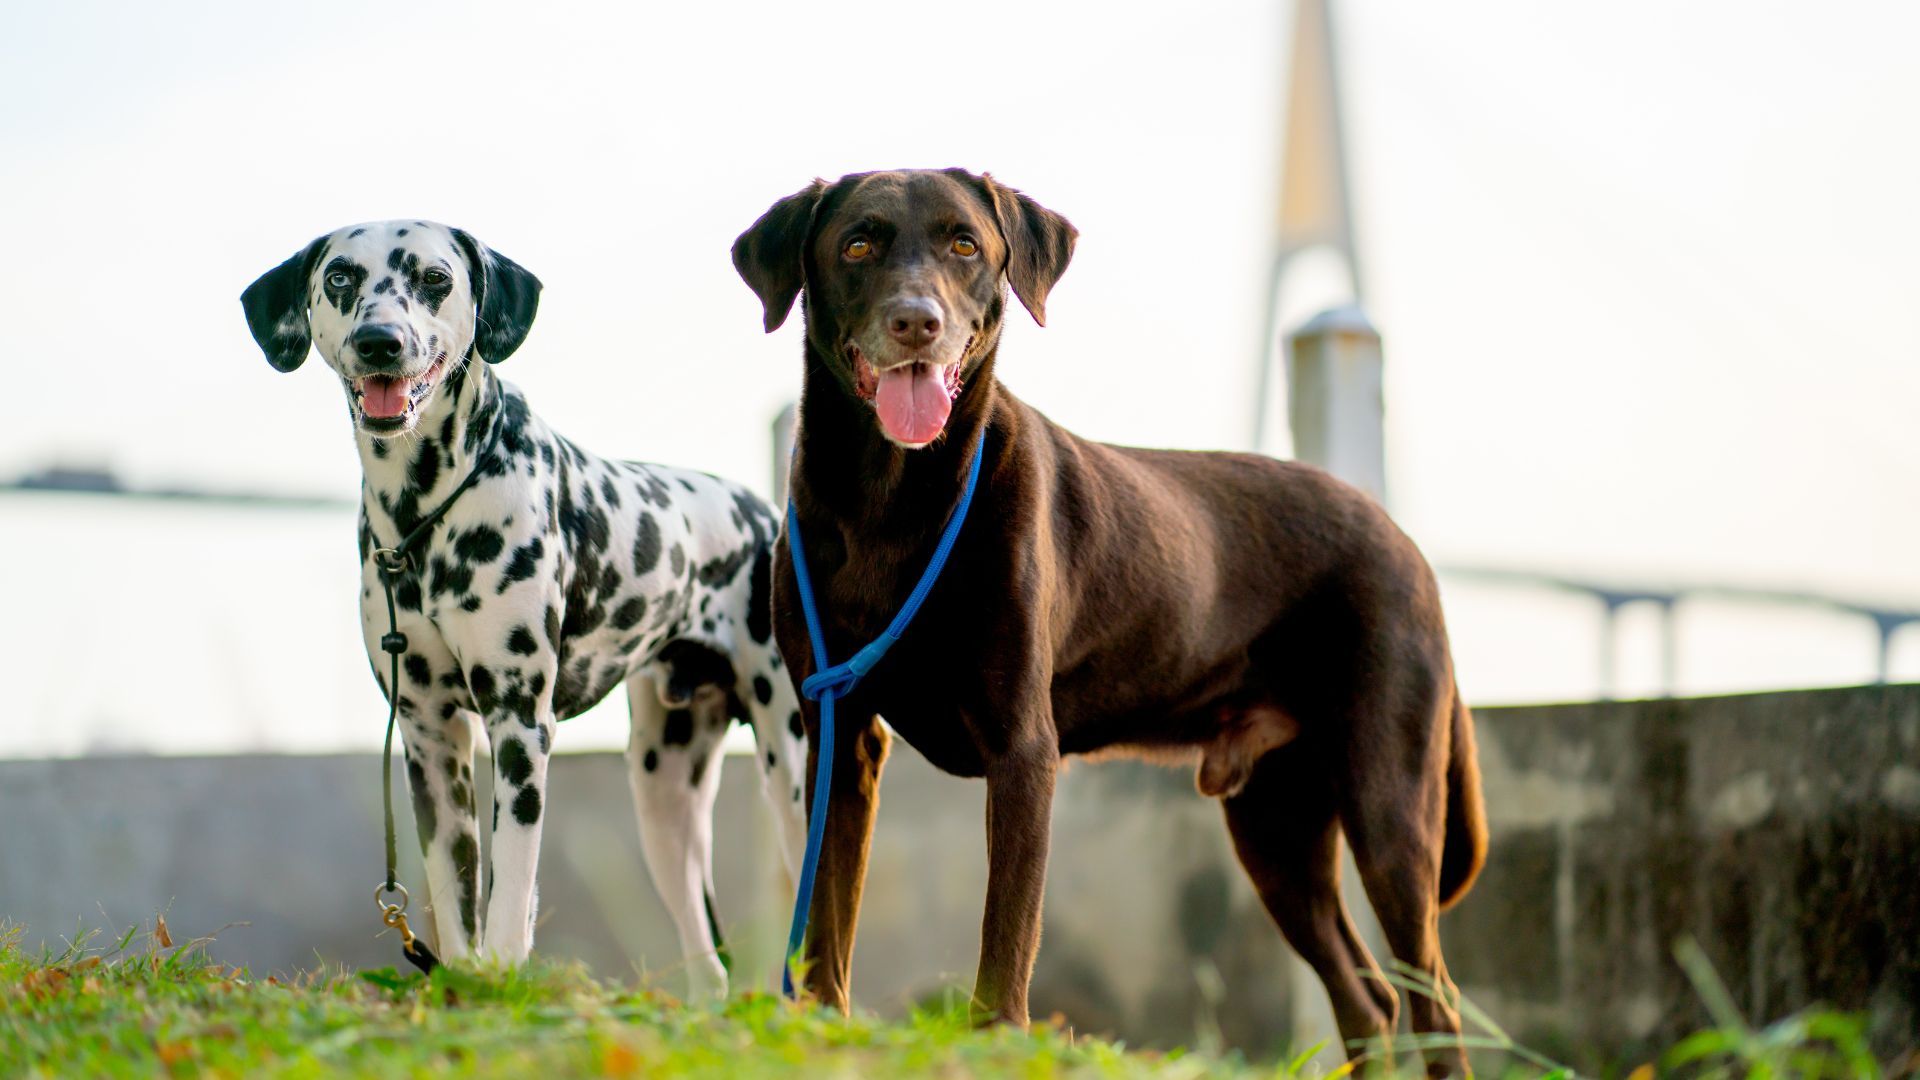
[353,356,447,427]
[850,345,963,448]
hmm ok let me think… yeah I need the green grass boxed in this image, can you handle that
[0,922,1887,1079]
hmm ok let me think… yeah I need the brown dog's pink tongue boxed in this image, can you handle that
[874,365,951,444]
[362,377,411,419]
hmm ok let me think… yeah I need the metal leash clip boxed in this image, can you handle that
[375,881,416,947]
[374,881,440,974]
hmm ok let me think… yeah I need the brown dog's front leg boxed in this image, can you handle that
[801,709,890,1012]
[973,740,1059,1026]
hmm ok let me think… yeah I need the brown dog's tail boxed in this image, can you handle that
[1437,684,1488,909]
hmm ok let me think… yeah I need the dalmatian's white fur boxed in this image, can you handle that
[241,221,807,994]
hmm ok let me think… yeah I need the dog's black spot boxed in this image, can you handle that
[428,556,473,599]
[632,514,662,576]
[506,625,538,655]
[789,710,804,738]
[528,670,546,697]
[544,604,561,647]
[395,578,423,612]
[747,548,773,644]
[537,723,550,753]
[455,525,505,564]
[371,438,389,460]
[511,784,542,825]
[461,595,482,613]
[753,674,774,705]
[451,831,479,938]
[404,654,432,688]
[499,539,544,592]
[372,276,394,295]
[766,749,777,770]
[669,543,686,577]
[611,596,648,630]
[643,748,658,772]
[793,785,802,801]
[497,736,532,785]
[320,258,367,315]
[690,751,709,786]
[406,754,436,846]
[349,228,366,237]
[415,261,453,315]
[731,490,774,550]
[396,227,408,236]
[600,476,621,510]
[662,708,694,746]
[468,664,497,710]
[697,545,754,588]
[440,701,458,720]
[451,778,473,814]
[658,639,734,703]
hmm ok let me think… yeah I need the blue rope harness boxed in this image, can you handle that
[780,434,986,995]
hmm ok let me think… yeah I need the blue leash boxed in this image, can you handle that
[780,434,986,995]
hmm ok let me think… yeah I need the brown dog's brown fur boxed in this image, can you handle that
[734,169,1487,1076]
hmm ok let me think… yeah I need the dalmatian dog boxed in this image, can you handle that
[240,221,807,993]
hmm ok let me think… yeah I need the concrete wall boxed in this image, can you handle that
[3,684,1915,1066]
[1446,683,1920,1068]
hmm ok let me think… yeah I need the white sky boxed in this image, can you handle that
[1,0,1916,742]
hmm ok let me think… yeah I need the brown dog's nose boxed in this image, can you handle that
[885,297,943,349]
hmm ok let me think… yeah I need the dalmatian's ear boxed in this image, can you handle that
[732,179,828,333]
[240,237,326,372]
[452,229,543,363]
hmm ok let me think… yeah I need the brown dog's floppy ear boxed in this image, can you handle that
[732,180,826,333]
[452,229,543,363]
[977,173,1078,327]
[240,236,327,372]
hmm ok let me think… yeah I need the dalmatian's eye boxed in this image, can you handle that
[421,268,450,286]
[843,237,871,260]
[326,271,353,290]
[951,236,978,257]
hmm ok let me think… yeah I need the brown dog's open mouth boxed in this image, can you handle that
[850,346,963,447]
[354,356,446,425]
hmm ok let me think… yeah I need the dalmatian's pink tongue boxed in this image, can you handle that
[361,376,412,419]
[874,364,951,445]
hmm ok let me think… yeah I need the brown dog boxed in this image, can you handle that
[733,169,1487,1075]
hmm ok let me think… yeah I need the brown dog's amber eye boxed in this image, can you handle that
[951,236,978,257]
[844,238,871,259]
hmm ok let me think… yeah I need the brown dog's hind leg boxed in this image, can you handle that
[800,709,891,1012]
[1222,748,1396,1060]
[1340,681,1470,1079]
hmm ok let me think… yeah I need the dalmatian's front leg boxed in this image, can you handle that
[470,657,558,965]
[363,588,484,959]
[398,703,483,958]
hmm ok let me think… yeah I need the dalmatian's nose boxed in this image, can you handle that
[352,324,408,368]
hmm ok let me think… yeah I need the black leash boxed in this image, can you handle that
[369,405,501,975]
